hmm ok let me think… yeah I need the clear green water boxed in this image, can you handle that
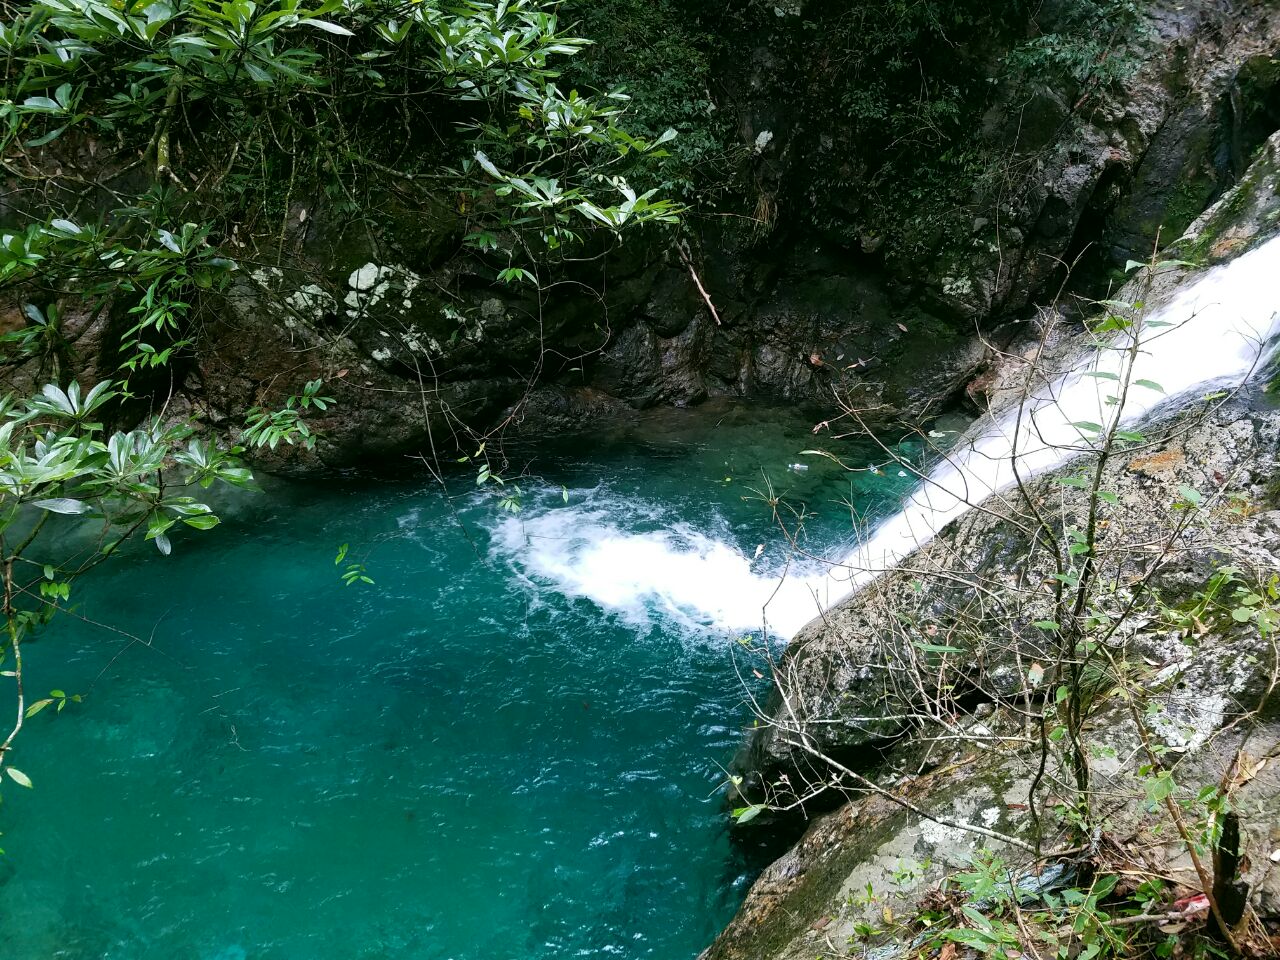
[0,403,917,960]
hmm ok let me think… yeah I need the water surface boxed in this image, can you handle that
[1,403,914,960]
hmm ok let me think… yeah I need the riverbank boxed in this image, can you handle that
[706,134,1280,960]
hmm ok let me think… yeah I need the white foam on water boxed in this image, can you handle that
[488,494,821,634]
[492,236,1280,639]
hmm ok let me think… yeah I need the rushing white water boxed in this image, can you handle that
[495,235,1280,639]
[489,497,792,633]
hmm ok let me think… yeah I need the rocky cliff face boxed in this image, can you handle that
[713,0,1279,313]
[6,1,1273,474]
[704,131,1280,960]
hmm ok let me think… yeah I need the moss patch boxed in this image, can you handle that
[1161,168,1218,240]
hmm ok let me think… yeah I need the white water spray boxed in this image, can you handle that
[488,498,790,632]
[494,236,1280,638]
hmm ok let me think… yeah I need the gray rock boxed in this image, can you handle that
[711,136,1280,958]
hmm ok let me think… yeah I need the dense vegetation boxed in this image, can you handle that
[11,2,1277,958]
[0,0,682,379]
[0,0,683,806]
[561,0,1149,265]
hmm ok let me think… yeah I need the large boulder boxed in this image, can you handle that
[735,393,1280,789]
[707,662,1280,960]
[709,125,1280,960]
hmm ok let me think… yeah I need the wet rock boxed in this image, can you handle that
[504,385,635,436]
[709,693,1280,960]
[713,383,1280,957]
[1174,129,1280,263]
[942,0,1279,317]
[711,137,1280,960]
[739,394,1280,781]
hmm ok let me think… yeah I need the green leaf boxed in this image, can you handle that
[1134,379,1165,393]
[1178,485,1203,506]
[6,767,32,788]
[475,151,502,180]
[21,96,62,113]
[733,803,766,824]
[914,642,964,654]
[1072,421,1103,435]
[1144,771,1176,805]
[1096,491,1120,505]
[299,18,354,36]
[1033,620,1060,632]
[24,699,53,718]
[30,498,90,515]
[1092,874,1119,899]
[26,124,68,148]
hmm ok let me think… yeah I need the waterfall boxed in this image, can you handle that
[783,234,1280,632]
[493,235,1280,640]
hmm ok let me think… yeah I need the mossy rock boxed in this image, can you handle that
[1236,55,1280,162]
